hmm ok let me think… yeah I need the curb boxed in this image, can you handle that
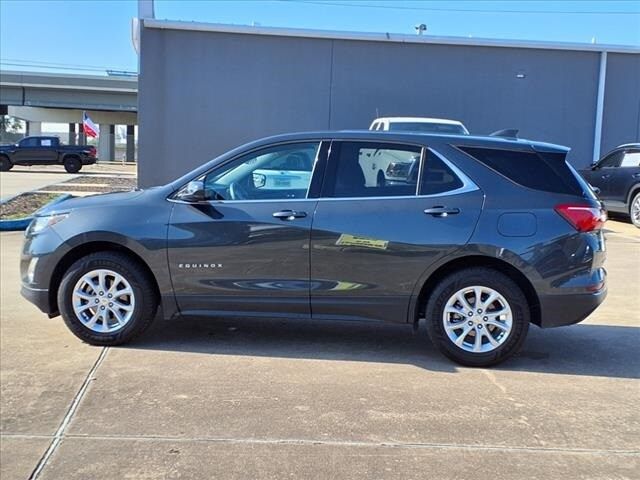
[0,194,73,231]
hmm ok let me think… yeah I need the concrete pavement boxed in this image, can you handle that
[0,221,638,479]
[0,163,136,201]
[0,170,77,201]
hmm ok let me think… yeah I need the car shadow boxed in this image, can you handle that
[125,316,640,379]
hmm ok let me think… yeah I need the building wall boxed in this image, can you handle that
[601,53,640,155]
[138,26,640,187]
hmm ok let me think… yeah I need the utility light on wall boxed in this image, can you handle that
[516,73,526,79]
[415,24,427,35]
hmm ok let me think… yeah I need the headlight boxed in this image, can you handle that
[28,213,68,235]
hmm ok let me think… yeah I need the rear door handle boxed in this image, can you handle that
[272,210,307,220]
[601,174,611,179]
[633,173,640,178]
[423,206,460,217]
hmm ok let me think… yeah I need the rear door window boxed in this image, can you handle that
[620,151,640,167]
[324,142,421,198]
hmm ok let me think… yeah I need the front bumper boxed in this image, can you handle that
[21,284,56,317]
[20,225,69,318]
[538,285,607,328]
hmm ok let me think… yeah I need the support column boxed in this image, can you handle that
[68,123,76,145]
[126,125,135,162]
[98,124,116,161]
[593,51,607,164]
[26,121,42,136]
[78,123,86,145]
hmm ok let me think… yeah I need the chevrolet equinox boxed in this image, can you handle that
[21,131,607,366]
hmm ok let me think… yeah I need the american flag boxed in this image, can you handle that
[82,112,99,138]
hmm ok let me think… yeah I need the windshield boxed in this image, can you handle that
[388,122,468,135]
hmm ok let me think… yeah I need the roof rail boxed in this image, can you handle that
[489,129,519,139]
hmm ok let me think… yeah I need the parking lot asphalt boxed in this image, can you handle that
[0,221,638,479]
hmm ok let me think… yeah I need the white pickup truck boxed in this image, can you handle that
[364,117,469,186]
[369,116,469,135]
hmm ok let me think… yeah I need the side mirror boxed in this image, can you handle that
[591,185,601,196]
[252,173,267,189]
[178,180,206,202]
[591,161,599,170]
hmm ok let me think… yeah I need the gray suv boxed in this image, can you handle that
[20,131,607,367]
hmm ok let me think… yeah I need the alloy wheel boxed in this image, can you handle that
[442,286,513,353]
[632,195,640,226]
[72,269,135,333]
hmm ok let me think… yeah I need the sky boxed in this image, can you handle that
[0,0,639,75]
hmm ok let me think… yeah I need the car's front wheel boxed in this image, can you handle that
[58,252,158,345]
[425,267,529,367]
[630,192,640,228]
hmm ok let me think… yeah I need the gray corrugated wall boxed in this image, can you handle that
[601,53,640,155]
[138,26,639,187]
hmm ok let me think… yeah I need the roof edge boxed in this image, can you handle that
[143,19,640,54]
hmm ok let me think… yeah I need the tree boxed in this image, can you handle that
[0,116,25,143]
[0,115,23,133]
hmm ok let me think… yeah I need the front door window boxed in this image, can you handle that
[202,142,320,201]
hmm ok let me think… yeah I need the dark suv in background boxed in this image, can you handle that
[20,131,607,367]
[580,143,640,228]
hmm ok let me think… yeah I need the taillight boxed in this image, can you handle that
[87,146,96,156]
[554,203,607,232]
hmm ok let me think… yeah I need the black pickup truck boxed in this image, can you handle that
[0,136,97,173]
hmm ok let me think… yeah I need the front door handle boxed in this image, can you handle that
[633,173,640,179]
[424,206,460,217]
[272,210,307,220]
[601,174,611,179]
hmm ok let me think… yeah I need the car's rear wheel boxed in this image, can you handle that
[630,192,640,228]
[0,155,13,171]
[63,156,82,173]
[58,252,158,345]
[425,267,529,367]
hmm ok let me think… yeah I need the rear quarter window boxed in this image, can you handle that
[457,146,584,196]
[421,151,464,195]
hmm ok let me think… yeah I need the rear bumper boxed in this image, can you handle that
[538,285,607,328]
[82,157,97,165]
[21,284,56,316]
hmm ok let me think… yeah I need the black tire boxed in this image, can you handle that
[58,251,158,346]
[425,267,530,367]
[630,192,640,228]
[376,170,386,187]
[0,155,13,171]
[63,156,82,173]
